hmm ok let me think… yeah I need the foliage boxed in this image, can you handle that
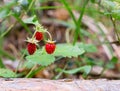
[106,56,118,69]
[26,43,85,66]
[0,0,119,78]
[102,0,120,20]
[56,65,91,75]
[0,68,16,78]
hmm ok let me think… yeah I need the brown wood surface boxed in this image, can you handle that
[0,79,120,91]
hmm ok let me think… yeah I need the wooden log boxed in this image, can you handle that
[0,79,120,91]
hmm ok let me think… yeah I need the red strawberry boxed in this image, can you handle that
[45,42,56,54]
[27,43,36,55]
[34,31,43,41]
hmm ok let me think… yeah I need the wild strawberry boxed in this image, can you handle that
[25,37,38,55]
[45,41,56,54]
[34,31,43,41]
[27,43,36,55]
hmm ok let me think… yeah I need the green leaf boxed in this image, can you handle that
[106,62,114,69]
[106,56,118,69]
[24,60,35,69]
[0,58,6,68]
[56,65,91,75]
[84,44,97,52]
[13,6,21,17]
[0,68,16,77]
[114,0,120,3]
[82,57,104,66]
[18,0,29,6]
[77,43,97,52]
[112,10,120,13]
[91,0,95,3]
[0,9,11,19]
[102,0,120,20]
[103,0,116,9]
[26,43,85,66]
[53,44,85,58]
[111,56,118,63]
[23,16,39,25]
[26,54,55,66]
[81,29,91,36]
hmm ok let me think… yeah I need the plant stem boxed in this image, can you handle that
[46,31,52,41]
[110,16,120,42]
[73,0,89,45]
[54,64,67,80]
[13,15,32,34]
[0,24,14,38]
[31,30,37,41]
[60,0,77,25]
[27,0,35,13]
[15,49,26,75]
[65,28,71,43]
[26,66,45,78]
[99,67,106,78]
[25,64,37,78]
[0,57,6,68]
[14,0,37,75]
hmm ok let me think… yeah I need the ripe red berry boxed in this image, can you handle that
[27,43,36,55]
[45,43,56,54]
[34,31,43,41]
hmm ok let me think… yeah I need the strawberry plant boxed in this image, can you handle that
[0,0,119,79]
[24,23,86,78]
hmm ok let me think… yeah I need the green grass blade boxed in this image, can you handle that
[26,66,44,78]
[13,15,32,34]
[60,0,77,25]
[0,47,15,60]
[0,58,6,68]
[73,0,89,45]
[0,24,14,38]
